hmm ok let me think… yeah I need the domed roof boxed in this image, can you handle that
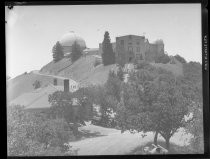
[60,31,86,48]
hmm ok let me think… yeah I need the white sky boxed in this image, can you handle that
[5,4,202,78]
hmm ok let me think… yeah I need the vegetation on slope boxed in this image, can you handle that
[7,105,76,156]
[7,72,64,102]
[8,55,184,103]
[83,60,202,151]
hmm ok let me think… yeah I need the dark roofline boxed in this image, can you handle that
[116,34,145,39]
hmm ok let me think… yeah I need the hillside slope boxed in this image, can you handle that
[8,55,184,103]
[40,56,118,85]
[80,64,118,85]
[150,58,183,76]
[7,72,64,102]
[40,58,72,75]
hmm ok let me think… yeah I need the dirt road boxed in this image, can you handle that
[68,125,192,155]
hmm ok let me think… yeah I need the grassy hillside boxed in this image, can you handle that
[57,56,96,81]
[40,55,117,85]
[8,55,184,102]
[7,72,64,102]
[80,64,118,85]
[40,58,72,75]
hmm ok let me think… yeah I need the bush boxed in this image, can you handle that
[174,54,187,63]
[155,53,170,64]
[36,118,75,149]
[135,61,150,69]
[7,105,75,156]
[33,80,41,89]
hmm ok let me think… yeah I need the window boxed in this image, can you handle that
[128,42,132,45]
[120,40,124,45]
[136,41,140,45]
[136,47,140,52]
[128,46,133,52]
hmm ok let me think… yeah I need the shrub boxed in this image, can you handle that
[33,80,41,89]
[174,54,187,63]
[135,61,150,69]
[155,53,170,64]
[36,118,75,149]
[7,105,75,156]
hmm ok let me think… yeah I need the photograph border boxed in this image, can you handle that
[4,0,209,158]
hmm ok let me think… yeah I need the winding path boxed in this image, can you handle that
[68,125,192,155]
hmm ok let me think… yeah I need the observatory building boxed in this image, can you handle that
[59,31,86,56]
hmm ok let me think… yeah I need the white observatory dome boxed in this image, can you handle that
[60,31,86,49]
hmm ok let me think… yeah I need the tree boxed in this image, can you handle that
[7,105,75,156]
[92,86,111,127]
[52,41,64,62]
[155,53,170,64]
[71,41,82,62]
[116,68,189,150]
[36,118,75,149]
[72,87,95,122]
[48,91,74,121]
[106,70,122,102]
[180,62,203,153]
[102,31,115,65]
[174,54,187,64]
[33,80,41,89]
[153,77,188,149]
[116,66,124,81]
[48,90,92,137]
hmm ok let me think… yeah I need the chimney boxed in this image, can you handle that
[64,79,69,92]
[53,78,57,86]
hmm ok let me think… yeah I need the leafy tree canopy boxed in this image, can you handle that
[115,66,189,150]
[174,54,187,64]
[7,105,75,156]
[155,53,170,64]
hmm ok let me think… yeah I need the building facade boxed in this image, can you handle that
[99,34,165,65]
[115,35,164,65]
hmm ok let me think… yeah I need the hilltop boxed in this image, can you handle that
[7,55,184,103]
[7,55,117,102]
[40,55,118,85]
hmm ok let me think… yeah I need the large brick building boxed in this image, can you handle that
[99,34,164,65]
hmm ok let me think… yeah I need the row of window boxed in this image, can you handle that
[128,46,140,52]
[70,85,77,89]
[120,40,140,45]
